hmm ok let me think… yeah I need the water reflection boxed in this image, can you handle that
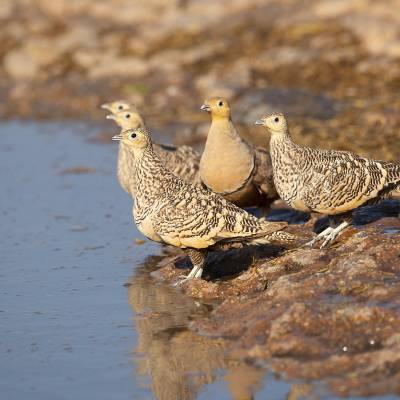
[127,254,266,400]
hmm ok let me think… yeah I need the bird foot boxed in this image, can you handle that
[304,227,333,248]
[173,276,191,287]
[173,275,202,287]
[173,266,203,287]
[319,230,340,248]
[304,221,350,249]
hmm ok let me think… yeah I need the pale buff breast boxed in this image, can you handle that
[200,121,254,195]
[290,198,312,212]
[117,143,136,195]
[137,215,163,243]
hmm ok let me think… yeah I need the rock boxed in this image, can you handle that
[0,0,13,20]
[254,47,318,70]
[152,203,400,397]
[54,24,98,52]
[85,54,149,79]
[4,48,39,80]
[4,38,61,79]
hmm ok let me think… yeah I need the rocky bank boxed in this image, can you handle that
[154,201,400,397]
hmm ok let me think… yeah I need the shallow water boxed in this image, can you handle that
[0,122,292,400]
[1,122,398,400]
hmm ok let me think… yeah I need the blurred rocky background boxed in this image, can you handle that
[0,0,399,158]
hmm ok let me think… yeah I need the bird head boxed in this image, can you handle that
[101,99,132,114]
[106,110,145,130]
[112,128,151,151]
[255,112,287,135]
[200,97,231,119]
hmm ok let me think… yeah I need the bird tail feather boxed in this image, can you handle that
[247,230,296,245]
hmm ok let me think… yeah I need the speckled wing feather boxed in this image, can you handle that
[252,147,278,199]
[381,160,400,183]
[152,180,287,249]
[299,147,397,213]
[156,144,200,185]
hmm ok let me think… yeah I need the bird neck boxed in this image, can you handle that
[132,145,170,202]
[120,119,144,131]
[208,117,250,147]
[269,128,301,166]
[270,129,294,145]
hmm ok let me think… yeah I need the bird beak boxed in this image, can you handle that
[101,103,111,111]
[200,104,210,112]
[112,134,123,141]
[106,114,116,120]
[254,119,265,125]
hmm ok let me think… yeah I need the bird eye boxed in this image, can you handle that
[130,133,136,139]
[118,105,123,110]
[274,117,279,122]
[218,101,223,106]
[126,114,131,119]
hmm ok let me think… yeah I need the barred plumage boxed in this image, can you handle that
[199,97,278,207]
[112,127,294,281]
[255,112,400,247]
[102,101,200,196]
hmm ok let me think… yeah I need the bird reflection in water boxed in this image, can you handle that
[126,254,266,400]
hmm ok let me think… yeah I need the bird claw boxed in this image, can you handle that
[303,236,319,248]
[305,221,349,249]
[303,227,333,248]
[319,231,339,249]
[173,275,189,287]
[173,275,200,287]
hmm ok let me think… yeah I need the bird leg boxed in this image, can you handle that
[305,214,352,249]
[174,249,206,286]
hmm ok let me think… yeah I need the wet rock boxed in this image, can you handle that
[154,203,400,397]
[59,166,96,175]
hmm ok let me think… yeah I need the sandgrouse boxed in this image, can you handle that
[102,101,200,195]
[112,127,294,282]
[101,99,131,114]
[199,97,278,208]
[255,112,400,248]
